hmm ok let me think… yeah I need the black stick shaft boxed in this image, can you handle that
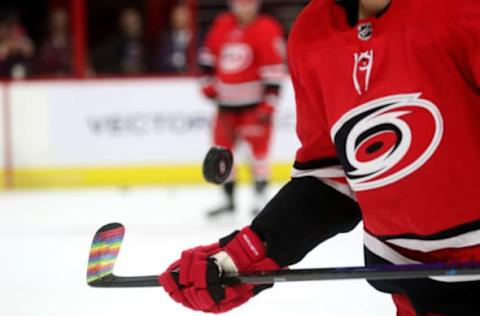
[89,274,160,287]
[88,262,480,288]
[227,264,480,284]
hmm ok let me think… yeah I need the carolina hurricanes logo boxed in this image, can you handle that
[331,93,444,191]
[219,43,253,73]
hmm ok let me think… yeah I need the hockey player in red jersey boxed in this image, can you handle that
[198,0,287,218]
[160,0,480,314]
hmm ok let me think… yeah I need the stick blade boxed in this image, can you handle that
[87,223,125,286]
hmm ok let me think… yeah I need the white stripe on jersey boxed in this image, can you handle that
[321,178,357,200]
[291,166,356,199]
[259,64,288,85]
[216,80,264,106]
[291,165,347,178]
[364,231,480,283]
[199,48,216,66]
[387,229,480,253]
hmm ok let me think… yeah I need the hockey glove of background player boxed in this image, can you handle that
[159,226,281,313]
[202,85,217,100]
[201,82,218,100]
[255,102,275,124]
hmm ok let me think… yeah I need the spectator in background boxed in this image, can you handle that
[35,8,72,76]
[152,2,193,73]
[0,12,34,79]
[92,8,146,75]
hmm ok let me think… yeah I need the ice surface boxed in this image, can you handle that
[0,185,395,315]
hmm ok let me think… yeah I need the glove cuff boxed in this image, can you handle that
[222,226,267,271]
[204,87,217,99]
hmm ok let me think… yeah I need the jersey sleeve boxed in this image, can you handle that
[464,5,480,86]
[255,19,287,83]
[255,18,288,105]
[198,15,226,75]
[288,42,355,199]
[453,1,480,87]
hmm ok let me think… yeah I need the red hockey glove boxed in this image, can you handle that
[201,84,218,100]
[159,226,280,313]
[255,102,275,124]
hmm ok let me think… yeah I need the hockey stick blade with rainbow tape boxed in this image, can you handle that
[87,223,126,285]
[86,223,480,288]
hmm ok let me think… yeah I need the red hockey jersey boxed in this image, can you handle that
[199,13,286,107]
[289,0,480,279]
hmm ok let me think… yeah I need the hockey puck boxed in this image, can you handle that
[202,146,234,184]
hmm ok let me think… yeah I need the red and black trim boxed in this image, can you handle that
[199,64,215,77]
[292,158,353,199]
[375,220,480,242]
[365,248,480,315]
[293,157,342,170]
[217,102,261,110]
[264,83,281,95]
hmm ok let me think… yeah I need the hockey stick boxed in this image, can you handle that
[87,223,480,288]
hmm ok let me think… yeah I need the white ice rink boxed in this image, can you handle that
[0,184,395,315]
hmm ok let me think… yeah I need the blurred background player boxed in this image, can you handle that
[198,0,287,218]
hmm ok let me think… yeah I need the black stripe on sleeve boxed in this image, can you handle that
[199,64,215,76]
[264,83,281,95]
[374,219,480,242]
[293,157,342,171]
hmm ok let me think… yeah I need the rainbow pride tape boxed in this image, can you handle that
[87,223,125,283]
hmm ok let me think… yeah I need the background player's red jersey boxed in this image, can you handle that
[289,0,480,275]
[199,12,286,107]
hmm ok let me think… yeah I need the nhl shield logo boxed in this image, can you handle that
[358,22,373,41]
